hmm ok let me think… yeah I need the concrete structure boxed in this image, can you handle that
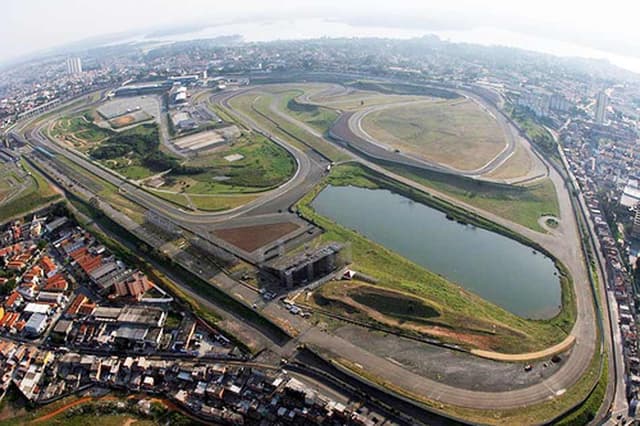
[24,313,48,336]
[117,306,166,327]
[23,303,51,315]
[596,91,609,125]
[173,318,196,351]
[114,81,172,97]
[170,111,197,131]
[66,57,82,76]
[632,208,640,239]
[169,75,199,85]
[549,93,572,113]
[620,179,640,208]
[264,243,349,288]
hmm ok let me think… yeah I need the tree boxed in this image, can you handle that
[0,278,17,296]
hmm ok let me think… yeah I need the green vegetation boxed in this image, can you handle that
[555,354,607,425]
[387,164,560,233]
[347,80,460,99]
[164,311,183,329]
[74,110,294,197]
[298,163,574,353]
[546,217,559,229]
[283,91,339,133]
[90,123,193,180]
[147,190,191,209]
[510,106,558,157]
[227,90,349,162]
[35,414,154,426]
[148,190,258,212]
[189,194,258,211]
[51,113,112,145]
[0,390,75,426]
[178,133,295,192]
[349,286,440,323]
[3,397,169,426]
[0,159,62,223]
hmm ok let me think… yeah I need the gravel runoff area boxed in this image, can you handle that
[333,324,567,392]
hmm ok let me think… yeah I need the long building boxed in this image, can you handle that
[66,57,82,75]
[264,243,348,288]
[596,91,609,125]
[113,81,173,97]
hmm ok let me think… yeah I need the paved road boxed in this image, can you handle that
[17,83,605,414]
[253,84,600,410]
[347,98,513,175]
[341,94,547,184]
[19,89,322,227]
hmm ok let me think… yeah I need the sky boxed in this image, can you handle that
[2,0,640,70]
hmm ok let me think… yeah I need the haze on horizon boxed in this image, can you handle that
[3,0,640,71]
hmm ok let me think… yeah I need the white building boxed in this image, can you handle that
[66,57,83,75]
[25,313,48,335]
[23,302,52,315]
[620,179,640,208]
[595,91,608,125]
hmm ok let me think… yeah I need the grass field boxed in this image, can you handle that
[150,189,258,212]
[53,104,293,203]
[227,90,350,162]
[159,132,295,196]
[0,392,161,426]
[297,163,574,353]
[484,140,534,180]
[91,123,164,180]
[386,164,559,233]
[34,414,155,426]
[262,83,537,182]
[280,91,339,133]
[50,108,281,214]
[309,89,423,111]
[189,193,259,211]
[361,98,507,171]
[51,113,112,149]
[0,166,27,203]
[510,106,558,157]
[0,159,62,223]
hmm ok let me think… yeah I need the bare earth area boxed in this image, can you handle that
[214,222,301,252]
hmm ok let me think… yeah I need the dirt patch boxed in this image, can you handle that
[122,417,137,426]
[214,222,301,252]
[110,115,135,128]
[315,282,497,350]
[33,396,92,423]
